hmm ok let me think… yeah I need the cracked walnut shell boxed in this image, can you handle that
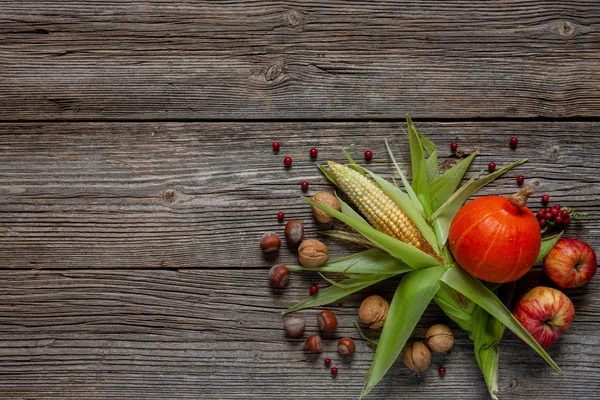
[358,295,389,329]
[298,239,328,267]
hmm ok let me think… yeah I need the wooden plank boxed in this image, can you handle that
[1,1,599,120]
[0,268,597,399]
[0,121,598,269]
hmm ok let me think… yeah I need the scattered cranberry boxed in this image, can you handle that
[564,217,571,225]
[364,150,373,160]
[541,194,550,205]
[301,181,309,191]
[539,219,547,228]
[272,141,280,151]
[310,148,318,158]
[555,215,564,224]
[324,358,332,367]
[309,285,319,295]
[536,210,545,219]
[284,156,293,167]
[545,211,554,221]
[277,212,285,221]
[516,175,525,186]
[561,209,570,218]
[509,137,518,148]
[450,142,458,152]
[488,162,496,172]
[551,208,560,216]
[439,366,446,376]
[331,367,338,377]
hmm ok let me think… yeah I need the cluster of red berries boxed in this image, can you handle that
[535,203,571,229]
[324,358,338,377]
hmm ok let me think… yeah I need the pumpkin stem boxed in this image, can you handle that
[509,187,534,208]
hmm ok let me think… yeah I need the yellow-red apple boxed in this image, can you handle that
[544,238,597,288]
[512,286,575,349]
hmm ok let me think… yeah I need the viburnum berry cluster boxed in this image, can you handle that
[534,203,586,232]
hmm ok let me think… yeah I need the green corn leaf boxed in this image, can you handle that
[471,305,504,400]
[343,148,366,176]
[535,232,563,264]
[429,152,477,211]
[426,150,439,184]
[361,166,439,253]
[384,138,424,216]
[318,164,338,186]
[287,248,413,275]
[406,116,432,217]
[440,265,562,373]
[303,197,443,269]
[362,265,447,397]
[434,284,476,333]
[319,273,389,289]
[283,274,395,314]
[430,159,527,245]
[337,195,369,225]
[319,230,375,248]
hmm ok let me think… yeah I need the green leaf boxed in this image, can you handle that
[337,195,369,225]
[343,148,366,176]
[535,232,563,264]
[319,230,375,248]
[384,138,424,216]
[429,152,477,212]
[440,265,562,373]
[317,164,337,187]
[426,150,439,184]
[287,248,413,275]
[472,305,504,400]
[406,116,432,217]
[361,166,439,253]
[419,132,437,155]
[434,284,476,333]
[283,274,394,314]
[303,197,443,269]
[430,159,527,245]
[319,273,388,289]
[362,265,447,397]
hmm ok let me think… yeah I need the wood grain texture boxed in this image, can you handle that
[0,121,598,270]
[1,1,600,120]
[0,268,598,399]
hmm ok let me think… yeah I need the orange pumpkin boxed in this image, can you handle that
[449,188,541,283]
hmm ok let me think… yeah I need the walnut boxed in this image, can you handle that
[311,192,340,224]
[298,239,328,267]
[402,341,431,372]
[358,295,389,329]
[425,324,454,352]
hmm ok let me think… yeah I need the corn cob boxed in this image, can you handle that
[328,161,438,258]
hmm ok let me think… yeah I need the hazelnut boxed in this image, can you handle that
[283,315,306,338]
[425,324,454,353]
[402,341,431,372]
[284,220,304,245]
[317,310,338,333]
[358,295,389,329]
[304,334,322,353]
[311,192,341,223]
[337,338,356,357]
[269,265,291,288]
[298,239,328,267]
[260,232,281,253]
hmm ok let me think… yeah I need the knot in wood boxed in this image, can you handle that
[287,11,302,27]
[558,21,574,37]
[163,189,178,203]
[265,64,283,82]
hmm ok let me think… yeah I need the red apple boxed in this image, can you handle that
[544,238,597,288]
[512,286,575,349]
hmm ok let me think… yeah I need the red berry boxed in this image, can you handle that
[439,366,446,376]
[516,175,525,185]
[553,204,561,209]
[541,194,550,205]
[551,208,560,216]
[488,162,496,172]
[277,212,284,221]
[283,156,292,167]
[301,181,309,191]
[509,137,518,148]
[545,211,554,221]
[310,148,318,158]
[364,150,373,160]
[539,218,547,228]
[331,367,338,377]
[272,141,280,151]
[560,209,569,218]
[564,217,571,225]
[545,207,552,213]
[536,210,545,219]
[555,215,564,224]
[324,358,332,367]
[309,285,319,295]
[450,142,458,151]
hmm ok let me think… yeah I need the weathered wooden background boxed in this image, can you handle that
[1,2,599,399]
